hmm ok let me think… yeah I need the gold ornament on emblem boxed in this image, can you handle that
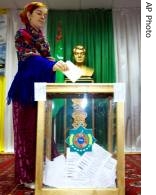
[71,98,87,128]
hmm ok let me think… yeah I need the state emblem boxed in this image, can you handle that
[65,125,96,155]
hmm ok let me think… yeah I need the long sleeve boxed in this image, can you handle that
[7,25,58,105]
[7,55,56,105]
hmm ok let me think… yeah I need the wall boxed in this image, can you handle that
[0,76,5,152]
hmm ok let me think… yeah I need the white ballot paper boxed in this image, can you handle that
[43,143,117,188]
[43,155,66,188]
[63,60,83,82]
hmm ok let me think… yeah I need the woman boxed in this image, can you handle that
[7,2,67,189]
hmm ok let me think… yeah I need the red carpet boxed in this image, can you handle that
[125,154,141,195]
[0,154,16,195]
[0,153,141,195]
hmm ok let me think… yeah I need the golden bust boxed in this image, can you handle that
[73,45,94,77]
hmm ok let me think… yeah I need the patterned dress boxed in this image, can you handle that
[7,24,59,184]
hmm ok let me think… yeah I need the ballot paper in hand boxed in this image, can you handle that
[63,60,83,82]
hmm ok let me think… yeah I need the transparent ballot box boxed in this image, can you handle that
[35,83,125,195]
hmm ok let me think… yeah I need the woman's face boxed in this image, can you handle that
[27,7,47,30]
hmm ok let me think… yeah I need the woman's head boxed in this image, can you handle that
[19,2,48,29]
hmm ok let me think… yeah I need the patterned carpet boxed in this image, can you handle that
[0,153,141,195]
[125,154,141,195]
[0,154,16,195]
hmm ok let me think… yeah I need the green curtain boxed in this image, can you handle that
[47,9,116,83]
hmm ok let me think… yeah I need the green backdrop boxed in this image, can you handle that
[47,9,116,83]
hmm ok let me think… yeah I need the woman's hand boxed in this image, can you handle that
[53,60,68,72]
